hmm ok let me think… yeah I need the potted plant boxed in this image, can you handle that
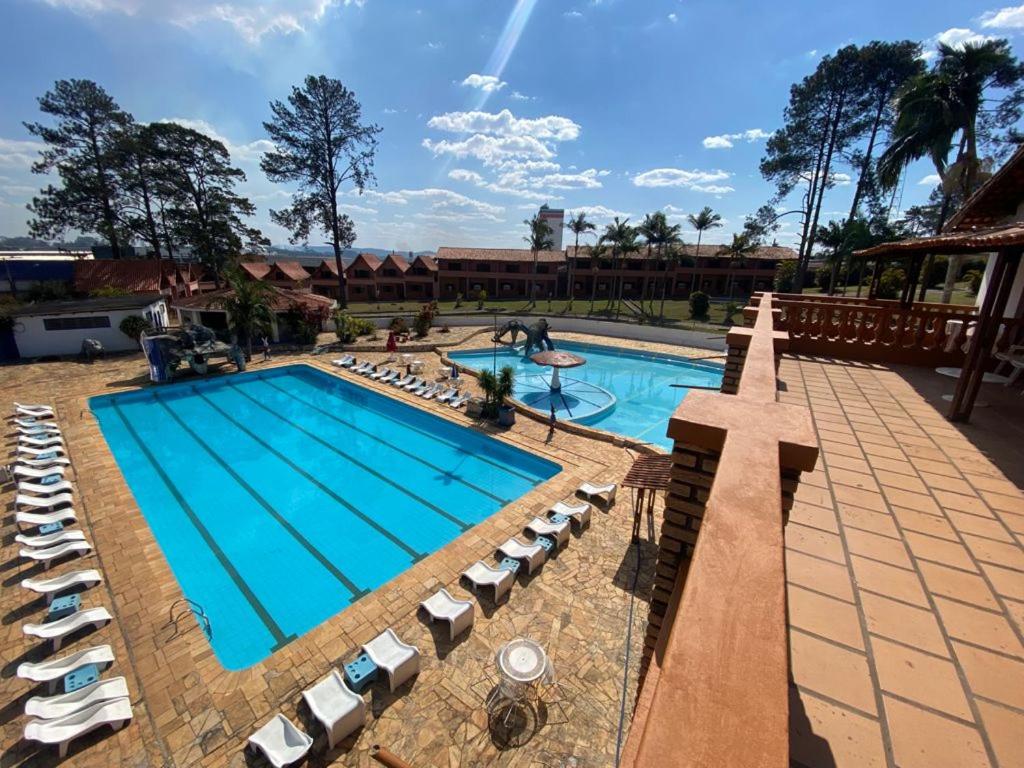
[478,366,516,425]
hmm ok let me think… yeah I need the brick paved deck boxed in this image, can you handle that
[779,356,1024,768]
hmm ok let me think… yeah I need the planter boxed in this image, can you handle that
[497,405,516,427]
[465,398,485,418]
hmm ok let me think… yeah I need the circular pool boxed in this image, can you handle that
[513,373,616,422]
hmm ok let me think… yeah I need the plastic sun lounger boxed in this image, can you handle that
[17,645,114,693]
[448,393,471,409]
[25,676,129,720]
[24,697,132,758]
[362,628,421,692]
[19,479,75,496]
[378,370,399,384]
[24,607,112,651]
[15,456,71,471]
[16,424,61,436]
[497,537,547,574]
[17,490,76,512]
[17,444,68,459]
[22,569,103,604]
[577,481,618,504]
[369,366,392,380]
[19,435,65,449]
[391,374,413,388]
[420,383,443,399]
[248,714,313,768]
[16,508,78,531]
[358,363,378,376]
[13,465,67,480]
[332,355,356,368]
[16,529,87,548]
[350,361,373,374]
[549,500,592,529]
[15,403,54,418]
[420,588,474,640]
[301,670,366,749]
[403,377,425,392]
[436,387,458,403]
[14,417,58,429]
[20,540,92,570]
[525,516,570,548]
[461,561,515,603]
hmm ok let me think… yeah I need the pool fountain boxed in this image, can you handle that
[520,349,616,422]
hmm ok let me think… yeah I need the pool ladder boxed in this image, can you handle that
[167,598,212,640]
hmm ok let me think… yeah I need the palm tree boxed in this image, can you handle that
[565,211,595,310]
[216,270,274,361]
[615,226,642,319]
[637,212,663,316]
[878,40,1024,302]
[523,214,555,309]
[600,217,635,318]
[723,233,757,299]
[588,239,608,315]
[687,206,722,294]
[658,220,683,323]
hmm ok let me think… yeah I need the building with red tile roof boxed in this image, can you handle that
[73,260,198,297]
[171,285,334,342]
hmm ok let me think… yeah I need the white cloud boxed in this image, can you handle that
[667,12,677,22]
[690,184,735,194]
[632,167,733,191]
[427,109,581,141]
[0,137,45,169]
[353,189,408,205]
[338,203,377,215]
[383,108,399,115]
[923,27,997,59]
[831,172,852,186]
[461,74,507,93]
[980,4,1024,28]
[44,0,366,44]
[573,205,633,222]
[564,9,583,18]
[494,159,561,174]
[448,169,485,185]
[918,173,942,186]
[530,168,607,190]
[398,187,505,220]
[425,41,443,50]
[510,91,534,101]
[422,134,555,165]
[702,128,770,150]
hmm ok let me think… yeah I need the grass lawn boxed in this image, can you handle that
[801,281,976,306]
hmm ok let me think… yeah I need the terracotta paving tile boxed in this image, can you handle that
[953,641,1024,710]
[818,427,860,446]
[882,696,991,768]
[837,504,900,539]
[850,555,929,608]
[918,471,975,496]
[904,531,978,572]
[824,453,873,474]
[980,562,1024,601]
[871,636,973,720]
[866,454,918,476]
[860,592,948,657]
[962,534,1024,571]
[789,629,877,716]
[917,561,1001,611]
[786,549,855,603]
[931,490,993,519]
[832,484,888,513]
[821,440,867,460]
[1006,598,1024,637]
[891,505,958,541]
[785,523,847,565]
[933,597,1024,659]
[946,511,1014,543]
[881,486,941,516]
[828,468,881,493]
[975,700,1024,768]
[981,491,1024,516]
[795,482,837,510]
[910,456,960,476]
[858,442,907,461]
[845,528,913,569]
[789,687,886,768]
[997,509,1024,535]
[966,474,1021,497]
[788,500,841,535]
[788,584,865,651]
[874,469,929,494]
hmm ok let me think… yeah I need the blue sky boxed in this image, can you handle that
[1,0,1021,252]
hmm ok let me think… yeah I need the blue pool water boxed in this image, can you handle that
[90,364,559,670]
[449,340,723,450]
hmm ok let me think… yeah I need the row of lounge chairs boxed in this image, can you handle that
[5,403,132,758]
[332,356,472,408]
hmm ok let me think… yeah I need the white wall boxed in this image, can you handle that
[977,253,1024,318]
[14,299,165,358]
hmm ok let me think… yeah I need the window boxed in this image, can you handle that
[537,265,549,274]
[43,315,111,331]
[506,264,519,273]
[383,269,397,277]
[627,260,641,270]
[355,269,370,278]
[577,259,591,270]
[448,262,462,271]
[477,263,491,272]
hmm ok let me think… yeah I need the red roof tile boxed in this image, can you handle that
[436,247,565,264]
[380,253,410,272]
[346,253,383,273]
[272,260,312,282]
[73,260,175,294]
[239,262,272,280]
[172,285,334,312]
[412,254,438,271]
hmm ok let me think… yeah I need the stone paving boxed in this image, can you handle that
[1,333,670,768]
[779,356,1024,768]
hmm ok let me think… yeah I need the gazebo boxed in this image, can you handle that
[854,148,1024,422]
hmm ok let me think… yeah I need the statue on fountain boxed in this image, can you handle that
[493,318,555,355]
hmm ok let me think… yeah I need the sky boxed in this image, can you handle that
[0,0,1022,252]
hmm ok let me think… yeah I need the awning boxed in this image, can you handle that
[855,223,1024,258]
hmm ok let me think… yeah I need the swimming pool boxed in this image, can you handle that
[449,340,723,450]
[90,364,560,670]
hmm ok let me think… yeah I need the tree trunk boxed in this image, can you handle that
[940,135,971,304]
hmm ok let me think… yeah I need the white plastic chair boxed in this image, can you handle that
[248,714,313,768]
[20,540,92,569]
[16,508,78,531]
[16,529,86,548]
[420,588,475,640]
[301,670,366,748]
[13,463,68,479]
[577,481,618,504]
[25,677,129,720]
[24,697,132,758]
[525,516,570,548]
[22,569,103,604]
[362,628,421,692]
[15,492,75,512]
[15,403,54,418]
[497,538,547,574]
[18,479,74,496]
[17,645,114,694]
[461,561,515,602]
[550,499,592,529]
[23,607,111,651]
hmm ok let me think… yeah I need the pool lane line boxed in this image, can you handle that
[243,377,509,506]
[153,394,382,592]
[207,385,472,533]
[169,388,425,563]
[261,372,539,485]
[108,400,295,650]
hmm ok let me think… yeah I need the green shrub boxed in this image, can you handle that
[335,311,376,343]
[118,315,152,346]
[723,301,741,326]
[964,269,984,296]
[413,302,434,337]
[689,290,710,320]
[876,267,906,300]
[926,256,949,287]
[815,265,832,293]
[388,316,409,336]
[284,303,330,345]
[476,289,487,310]
[773,260,797,293]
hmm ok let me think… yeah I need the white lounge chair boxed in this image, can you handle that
[14,417,56,429]
[19,479,75,496]
[378,370,399,384]
[449,393,471,409]
[19,434,64,449]
[436,387,459,404]
[17,645,114,693]
[419,383,443,399]
[22,569,103,604]
[16,508,78,531]
[550,500,592,529]
[403,376,425,392]
[24,697,132,758]
[20,540,92,569]
[391,374,413,388]
[332,355,356,368]
[25,677,129,720]
[497,538,547,574]
[577,480,617,504]
[358,363,378,376]
[16,529,87,548]
[525,516,570,548]
[420,588,474,640]
[16,424,61,436]
[16,492,74,512]
[15,456,71,471]
[13,464,67,480]
[24,607,112,651]
[994,344,1024,386]
[351,361,373,374]
[17,444,67,459]
[15,403,54,418]
[248,714,313,768]
[362,628,420,692]
[301,670,366,749]
[461,561,515,603]
[369,366,392,380]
